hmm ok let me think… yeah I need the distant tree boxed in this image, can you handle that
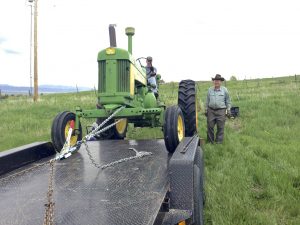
[159,79,165,84]
[230,76,237,81]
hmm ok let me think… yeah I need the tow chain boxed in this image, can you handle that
[56,106,126,160]
[1,106,153,225]
[43,159,55,225]
[81,106,153,169]
[0,160,50,183]
[0,159,56,225]
[84,142,152,169]
[42,106,127,224]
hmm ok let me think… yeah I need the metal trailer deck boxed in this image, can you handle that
[0,137,204,225]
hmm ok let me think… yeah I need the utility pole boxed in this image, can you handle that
[29,2,33,96]
[33,0,38,101]
[29,0,39,101]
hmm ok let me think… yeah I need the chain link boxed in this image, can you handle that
[43,159,56,225]
[85,106,125,140]
[83,142,152,169]
[84,118,124,142]
[0,160,50,183]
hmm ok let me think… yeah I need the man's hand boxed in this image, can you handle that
[226,109,232,118]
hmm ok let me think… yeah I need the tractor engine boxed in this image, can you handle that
[97,25,157,109]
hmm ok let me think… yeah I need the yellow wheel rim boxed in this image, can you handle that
[115,118,127,134]
[64,120,78,146]
[177,115,184,141]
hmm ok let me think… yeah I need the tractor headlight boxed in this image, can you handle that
[106,48,116,55]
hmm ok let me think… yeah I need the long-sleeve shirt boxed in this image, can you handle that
[145,66,158,93]
[205,86,231,111]
[145,66,157,79]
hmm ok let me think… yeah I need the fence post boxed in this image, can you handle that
[94,85,97,97]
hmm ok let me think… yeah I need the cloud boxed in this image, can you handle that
[0,36,6,44]
[3,48,20,54]
[0,37,20,54]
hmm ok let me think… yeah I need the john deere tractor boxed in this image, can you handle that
[51,25,198,153]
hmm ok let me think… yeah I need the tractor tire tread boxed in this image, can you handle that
[178,79,198,136]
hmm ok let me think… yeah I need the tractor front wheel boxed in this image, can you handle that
[163,106,185,153]
[51,111,82,152]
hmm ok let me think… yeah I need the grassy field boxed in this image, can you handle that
[0,76,299,224]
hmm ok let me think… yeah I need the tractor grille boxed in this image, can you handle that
[98,60,106,92]
[117,60,130,92]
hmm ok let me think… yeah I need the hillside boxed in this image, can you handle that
[0,76,299,225]
[0,84,91,95]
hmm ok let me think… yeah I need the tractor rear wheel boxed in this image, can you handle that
[51,111,82,152]
[163,106,185,153]
[95,118,114,139]
[113,118,128,139]
[95,118,128,140]
[178,79,198,136]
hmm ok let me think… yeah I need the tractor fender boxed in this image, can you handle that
[169,135,204,222]
[144,92,157,108]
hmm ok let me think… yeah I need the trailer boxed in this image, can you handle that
[0,135,204,225]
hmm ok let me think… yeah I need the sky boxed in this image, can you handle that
[0,0,300,87]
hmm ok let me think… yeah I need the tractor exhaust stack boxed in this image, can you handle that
[109,24,117,47]
[125,27,135,54]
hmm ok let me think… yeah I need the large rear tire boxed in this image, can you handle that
[51,111,82,152]
[163,106,185,153]
[178,80,198,136]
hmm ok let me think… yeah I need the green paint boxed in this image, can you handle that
[125,27,135,54]
[144,92,157,108]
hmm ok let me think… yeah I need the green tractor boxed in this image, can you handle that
[51,25,198,154]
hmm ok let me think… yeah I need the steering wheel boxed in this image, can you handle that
[136,57,147,68]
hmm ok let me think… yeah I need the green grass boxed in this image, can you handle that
[0,76,299,224]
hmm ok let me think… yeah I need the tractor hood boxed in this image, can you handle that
[97,47,136,64]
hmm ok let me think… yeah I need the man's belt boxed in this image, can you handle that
[209,107,226,111]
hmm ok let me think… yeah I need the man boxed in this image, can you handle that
[145,56,158,97]
[205,74,231,144]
